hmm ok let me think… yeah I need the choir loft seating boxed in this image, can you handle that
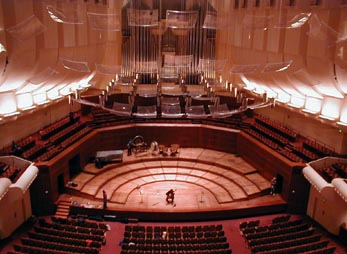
[185,105,209,119]
[161,104,184,118]
[134,105,158,118]
[112,102,133,117]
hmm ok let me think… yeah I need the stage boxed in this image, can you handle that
[62,148,287,221]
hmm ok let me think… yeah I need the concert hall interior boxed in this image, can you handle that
[1,0,347,253]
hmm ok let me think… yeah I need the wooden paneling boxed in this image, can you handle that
[34,122,307,215]
[237,131,309,212]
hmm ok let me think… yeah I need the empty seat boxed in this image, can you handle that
[190,96,218,107]
[161,104,184,118]
[111,102,133,116]
[161,96,180,106]
[134,94,158,108]
[208,103,238,118]
[134,105,157,118]
[185,105,208,118]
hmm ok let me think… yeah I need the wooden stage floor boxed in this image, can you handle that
[62,148,287,220]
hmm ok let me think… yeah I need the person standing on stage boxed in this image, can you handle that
[270,177,277,196]
[103,190,108,209]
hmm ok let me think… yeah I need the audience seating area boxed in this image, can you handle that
[0,136,35,157]
[0,162,23,182]
[38,115,80,140]
[244,115,336,164]
[10,216,107,254]
[240,215,336,254]
[1,114,92,162]
[121,223,231,254]
[255,116,298,142]
[318,163,347,183]
[0,108,341,167]
[2,213,344,254]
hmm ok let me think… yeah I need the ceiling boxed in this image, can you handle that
[0,0,346,124]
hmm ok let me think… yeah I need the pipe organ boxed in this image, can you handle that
[121,0,218,85]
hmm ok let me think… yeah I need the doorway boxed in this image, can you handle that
[69,154,81,179]
[57,173,65,194]
[275,173,283,194]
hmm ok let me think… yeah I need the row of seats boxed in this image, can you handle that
[33,225,105,242]
[60,127,92,148]
[38,115,79,140]
[112,103,232,119]
[50,216,108,230]
[254,240,330,254]
[247,115,337,163]
[330,163,347,178]
[122,237,228,247]
[277,148,305,163]
[251,234,323,253]
[125,231,225,240]
[48,122,84,145]
[244,223,311,241]
[1,136,35,156]
[122,242,230,251]
[35,146,62,162]
[304,246,337,254]
[13,245,76,254]
[271,214,291,224]
[318,164,347,183]
[241,219,303,236]
[21,144,47,161]
[7,217,108,253]
[303,139,335,157]
[33,125,90,162]
[292,146,321,162]
[240,216,336,254]
[122,223,231,254]
[38,218,105,236]
[255,116,298,142]
[247,228,317,247]
[121,249,232,254]
[0,162,23,183]
[126,224,223,233]
[251,123,290,146]
[243,128,280,150]
[0,113,91,163]
[239,220,260,230]
[17,237,99,254]
[27,231,101,248]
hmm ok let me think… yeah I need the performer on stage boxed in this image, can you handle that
[166,189,175,203]
[103,190,108,209]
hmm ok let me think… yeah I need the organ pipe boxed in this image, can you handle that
[121,0,216,85]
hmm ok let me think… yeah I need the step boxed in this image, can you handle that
[58,201,71,206]
[56,208,69,213]
[55,211,69,217]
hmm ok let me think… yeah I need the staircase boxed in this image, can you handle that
[55,200,71,219]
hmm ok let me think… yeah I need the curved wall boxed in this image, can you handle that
[32,122,308,215]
